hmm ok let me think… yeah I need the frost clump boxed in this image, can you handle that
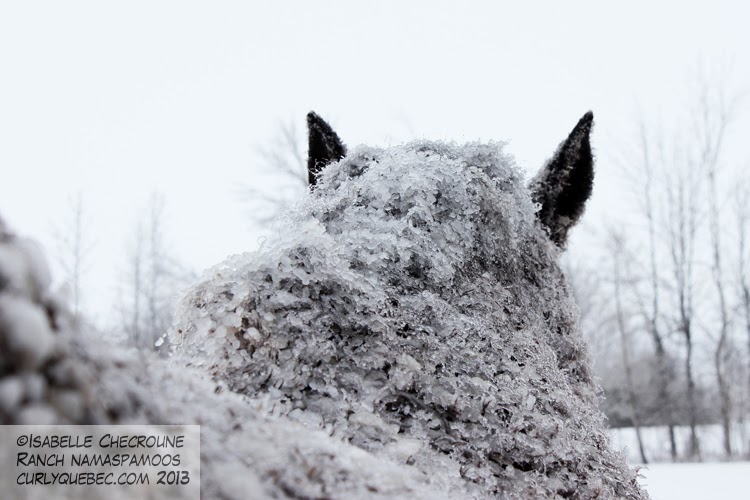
[171,133,645,498]
[0,218,79,425]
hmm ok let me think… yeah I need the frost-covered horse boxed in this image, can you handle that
[169,112,644,498]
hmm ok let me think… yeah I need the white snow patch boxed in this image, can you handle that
[638,462,750,500]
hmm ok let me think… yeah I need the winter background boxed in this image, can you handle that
[2,1,750,498]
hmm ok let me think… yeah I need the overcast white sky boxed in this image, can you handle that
[1,1,749,324]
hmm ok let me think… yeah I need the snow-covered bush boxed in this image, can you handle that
[169,112,645,498]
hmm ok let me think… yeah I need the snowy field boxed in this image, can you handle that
[638,462,750,499]
[611,425,750,498]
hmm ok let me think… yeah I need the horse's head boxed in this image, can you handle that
[171,112,642,497]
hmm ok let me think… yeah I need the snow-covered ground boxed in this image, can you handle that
[638,462,750,499]
[611,425,750,498]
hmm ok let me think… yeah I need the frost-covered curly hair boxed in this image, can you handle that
[171,112,645,499]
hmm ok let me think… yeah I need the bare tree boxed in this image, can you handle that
[121,193,196,350]
[145,194,172,341]
[564,254,611,359]
[696,79,736,457]
[663,137,704,459]
[614,120,679,459]
[740,185,750,365]
[239,120,308,227]
[735,181,750,456]
[124,221,145,348]
[54,192,94,320]
[608,229,648,463]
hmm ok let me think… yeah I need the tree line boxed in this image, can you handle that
[568,77,749,463]
[54,191,195,353]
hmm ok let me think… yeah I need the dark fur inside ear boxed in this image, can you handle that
[530,111,594,247]
[307,111,347,187]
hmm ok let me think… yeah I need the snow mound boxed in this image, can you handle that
[171,141,645,498]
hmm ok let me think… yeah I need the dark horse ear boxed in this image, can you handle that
[307,111,347,187]
[529,111,594,247]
